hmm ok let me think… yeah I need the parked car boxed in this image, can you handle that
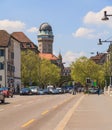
[20,88,31,95]
[88,88,98,94]
[49,88,59,94]
[43,88,50,94]
[29,86,38,95]
[56,87,64,94]
[61,86,67,93]
[0,91,5,103]
[37,88,45,95]
[0,87,13,98]
[62,86,73,93]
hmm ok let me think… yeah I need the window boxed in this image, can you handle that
[7,64,10,71]
[11,52,14,59]
[0,75,2,81]
[0,49,5,56]
[0,62,4,70]
[11,66,15,72]
[26,43,31,48]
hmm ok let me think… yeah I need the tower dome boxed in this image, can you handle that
[39,23,52,31]
[38,23,53,36]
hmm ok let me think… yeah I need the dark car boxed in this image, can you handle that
[56,87,64,94]
[20,88,31,95]
[43,88,50,94]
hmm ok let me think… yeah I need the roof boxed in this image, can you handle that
[90,53,106,60]
[0,30,10,47]
[11,32,32,43]
[90,53,107,64]
[39,53,58,60]
[11,32,38,50]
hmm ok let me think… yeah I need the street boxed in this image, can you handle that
[0,93,112,130]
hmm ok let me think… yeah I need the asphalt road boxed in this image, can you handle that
[1,93,112,130]
[0,94,81,130]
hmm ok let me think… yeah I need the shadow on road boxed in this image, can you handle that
[0,102,10,105]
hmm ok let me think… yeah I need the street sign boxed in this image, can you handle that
[93,80,97,87]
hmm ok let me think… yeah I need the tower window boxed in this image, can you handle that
[0,49,5,56]
[0,62,4,70]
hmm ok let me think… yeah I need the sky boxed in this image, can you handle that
[0,0,112,66]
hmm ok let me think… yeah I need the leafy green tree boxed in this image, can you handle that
[71,56,105,87]
[21,50,61,87]
[36,58,61,88]
[21,50,39,85]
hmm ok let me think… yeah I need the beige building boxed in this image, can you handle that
[0,30,21,89]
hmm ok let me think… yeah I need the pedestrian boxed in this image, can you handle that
[97,87,100,95]
[72,85,76,95]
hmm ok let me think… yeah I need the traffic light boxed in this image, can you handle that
[86,78,91,83]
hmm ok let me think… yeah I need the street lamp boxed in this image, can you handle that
[97,39,112,45]
[97,38,112,86]
[102,11,112,21]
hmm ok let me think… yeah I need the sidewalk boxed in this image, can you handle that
[64,94,112,130]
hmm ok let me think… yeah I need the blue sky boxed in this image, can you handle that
[0,0,112,66]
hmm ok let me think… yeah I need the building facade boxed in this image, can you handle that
[12,32,39,53]
[0,30,21,90]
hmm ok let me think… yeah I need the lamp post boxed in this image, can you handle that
[102,11,112,21]
[97,39,112,45]
[98,39,112,87]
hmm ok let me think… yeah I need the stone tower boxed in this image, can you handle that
[38,23,54,54]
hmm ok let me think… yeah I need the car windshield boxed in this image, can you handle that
[30,86,38,89]
[21,88,30,90]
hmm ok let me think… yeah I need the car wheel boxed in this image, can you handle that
[11,95,13,98]
[1,99,5,103]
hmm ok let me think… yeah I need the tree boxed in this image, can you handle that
[21,50,39,85]
[71,56,105,87]
[21,50,61,87]
[36,58,61,88]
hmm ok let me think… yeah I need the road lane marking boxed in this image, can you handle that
[21,119,35,128]
[53,105,58,109]
[41,110,49,115]
[55,95,85,130]
[0,109,4,112]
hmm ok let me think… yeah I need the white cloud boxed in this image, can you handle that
[84,6,112,27]
[73,27,95,38]
[63,51,87,67]
[27,27,38,33]
[0,19,25,33]
[73,6,112,39]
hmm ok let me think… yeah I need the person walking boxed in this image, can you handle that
[72,85,76,95]
[97,87,100,95]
